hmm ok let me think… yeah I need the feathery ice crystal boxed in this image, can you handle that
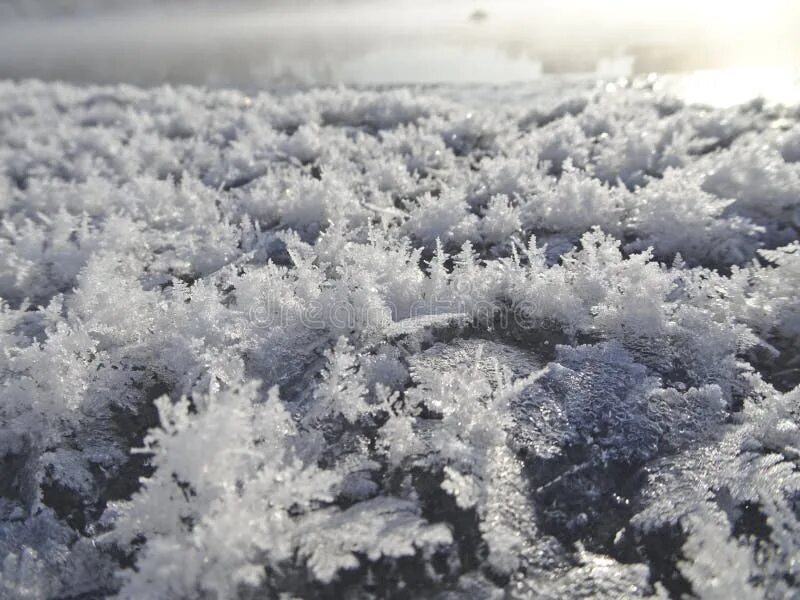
[0,79,799,598]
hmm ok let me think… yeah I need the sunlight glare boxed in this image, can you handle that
[665,66,800,107]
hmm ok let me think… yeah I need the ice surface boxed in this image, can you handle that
[0,78,799,598]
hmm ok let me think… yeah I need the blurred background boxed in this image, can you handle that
[1,0,799,105]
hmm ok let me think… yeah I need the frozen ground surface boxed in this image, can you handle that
[1,78,799,599]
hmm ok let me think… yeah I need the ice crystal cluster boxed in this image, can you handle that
[1,79,799,599]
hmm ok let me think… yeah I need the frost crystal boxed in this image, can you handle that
[0,78,798,598]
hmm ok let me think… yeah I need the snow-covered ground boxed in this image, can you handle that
[1,78,799,598]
